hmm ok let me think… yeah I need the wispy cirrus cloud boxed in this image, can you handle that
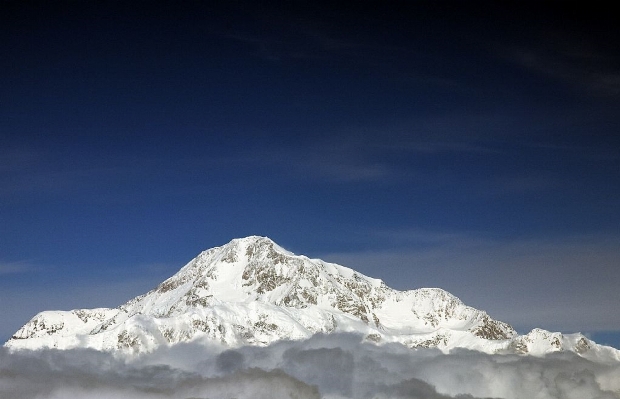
[208,111,598,190]
[0,260,35,275]
[498,30,620,97]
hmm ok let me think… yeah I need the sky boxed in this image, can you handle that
[1,1,619,350]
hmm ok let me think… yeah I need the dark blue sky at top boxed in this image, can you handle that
[1,1,620,345]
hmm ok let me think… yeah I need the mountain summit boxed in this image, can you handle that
[5,236,619,360]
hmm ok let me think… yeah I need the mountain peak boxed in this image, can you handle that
[204,235,295,265]
[6,237,620,362]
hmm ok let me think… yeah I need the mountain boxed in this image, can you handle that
[5,236,620,361]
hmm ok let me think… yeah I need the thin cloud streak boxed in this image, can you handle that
[0,261,35,275]
[498,31,620,97]
[3,109,608,196]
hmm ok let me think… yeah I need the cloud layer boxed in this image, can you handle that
[2,334,619,399]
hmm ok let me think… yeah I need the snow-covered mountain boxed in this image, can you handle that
[5,236,620,361]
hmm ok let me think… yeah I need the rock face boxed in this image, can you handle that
[5,236,619,361]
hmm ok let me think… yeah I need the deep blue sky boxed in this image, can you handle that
[2,1,619,348]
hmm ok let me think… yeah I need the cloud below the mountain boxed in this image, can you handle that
[2,334,619,399]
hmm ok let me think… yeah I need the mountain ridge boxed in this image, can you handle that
[6,236,620,362]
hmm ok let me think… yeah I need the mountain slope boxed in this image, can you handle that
[5,236,620,362]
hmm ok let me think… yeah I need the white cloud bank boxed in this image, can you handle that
[2,333,619,399]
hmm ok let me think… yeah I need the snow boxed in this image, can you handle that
[5,236,620,363]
